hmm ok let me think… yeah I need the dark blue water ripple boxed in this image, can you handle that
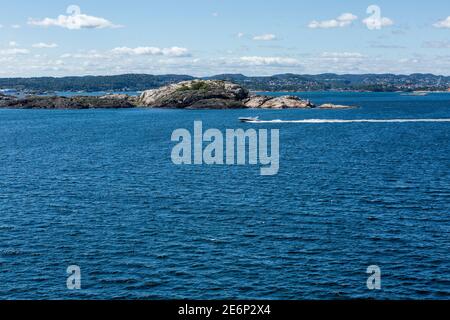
[0,92,449,299]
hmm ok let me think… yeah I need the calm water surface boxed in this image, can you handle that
[0,92,449,299]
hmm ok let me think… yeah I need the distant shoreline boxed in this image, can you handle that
[2,89,450,98]
[1,73,449,94]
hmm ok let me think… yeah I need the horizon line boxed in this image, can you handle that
[0,72,449,79]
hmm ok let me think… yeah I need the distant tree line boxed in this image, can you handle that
[0,74,195,92]
[0,73,449,93]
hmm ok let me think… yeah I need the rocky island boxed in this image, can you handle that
[0,80,354,110]
[0,93,137,109]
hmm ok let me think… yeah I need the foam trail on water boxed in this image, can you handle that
[248,119,450,124]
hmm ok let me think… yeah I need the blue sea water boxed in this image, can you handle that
[0,92,449,300]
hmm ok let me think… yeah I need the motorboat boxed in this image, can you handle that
[239,116,259,123]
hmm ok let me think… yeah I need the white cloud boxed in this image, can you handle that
[338,13,358,24]
[32,42,58,49]
[237,32,245,38]
[434,16,450,29]
[362,16,394,29]
[253,34,277,41]
[28,5,121,30]
[0,48,29,55]
[212,12,219,17]
[11,24,21,29]
[111,46,190,57]
[0,42,29,55]
[240,56,300,66]
[308,13,357,29]
[60,52,106,59]
[5,50,450,77]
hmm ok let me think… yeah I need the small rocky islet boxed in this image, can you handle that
[0,80,354,110]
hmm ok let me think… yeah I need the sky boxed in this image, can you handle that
[1,0,450,77]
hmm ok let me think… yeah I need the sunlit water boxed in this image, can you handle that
[0,92,449,299]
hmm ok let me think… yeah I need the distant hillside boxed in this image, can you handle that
[205,73,450,92]
[0,73,449,93]
[0,74,195,92]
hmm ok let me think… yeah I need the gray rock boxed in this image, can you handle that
[100,93,131,100]
[0,94,137,109]
[0,93,18,107]
[138,80,249,109]
[244,95,272,108]
[186,98,248,109]
[245,95,315,109]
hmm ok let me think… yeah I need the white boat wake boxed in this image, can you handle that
[247,118,450,124]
